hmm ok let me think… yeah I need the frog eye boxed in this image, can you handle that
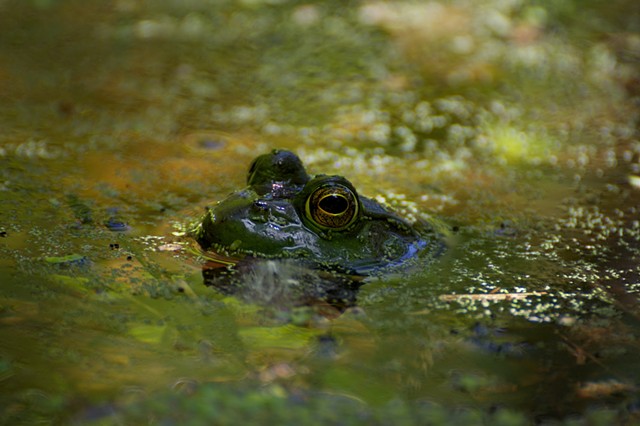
[306,182,359,230]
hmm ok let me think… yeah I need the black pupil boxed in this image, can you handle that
[319,194,348,215]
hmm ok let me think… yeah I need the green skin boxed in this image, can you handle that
[193,150,439,275]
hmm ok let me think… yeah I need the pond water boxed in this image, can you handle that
[2,0,640,424]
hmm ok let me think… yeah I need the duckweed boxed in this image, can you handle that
[1,0,640,424]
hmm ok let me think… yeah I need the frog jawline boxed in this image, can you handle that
[203,236,435,277]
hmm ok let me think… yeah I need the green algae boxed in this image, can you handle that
[1,0,640,424]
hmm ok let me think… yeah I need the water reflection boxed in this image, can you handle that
[202,257,363,314]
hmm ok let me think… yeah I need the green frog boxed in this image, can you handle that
[192,149,443,277]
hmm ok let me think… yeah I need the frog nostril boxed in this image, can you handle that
[253,200,269,211]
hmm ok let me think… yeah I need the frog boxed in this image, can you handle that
[192,149,443,281]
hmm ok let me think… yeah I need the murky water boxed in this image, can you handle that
[2,0,640,424]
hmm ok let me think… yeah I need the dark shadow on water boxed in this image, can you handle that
[202,257,365,314]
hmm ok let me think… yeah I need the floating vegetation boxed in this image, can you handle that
[1,0,640,424]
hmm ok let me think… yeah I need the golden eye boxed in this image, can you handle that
[306,183,359,230]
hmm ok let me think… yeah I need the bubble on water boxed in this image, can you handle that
[105,218,130,232]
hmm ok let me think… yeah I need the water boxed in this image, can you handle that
[1,0,640,424]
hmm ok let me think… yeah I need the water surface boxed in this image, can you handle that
[1,0,640,424]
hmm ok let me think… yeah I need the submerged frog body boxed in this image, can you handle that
[193,149,442,276]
